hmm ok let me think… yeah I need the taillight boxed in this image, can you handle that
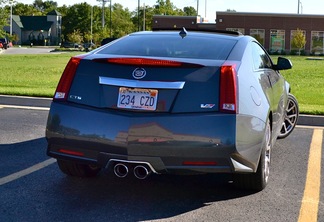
[53,55,85,101]
[93,58,202,68]
[58,149,84,157]
[219,64,238,113]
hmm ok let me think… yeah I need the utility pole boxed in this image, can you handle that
[9,0,15,36]
[101,0,108,28]
[110,0,112,37]
[197,0,199,16]
[205,0,207,18]
[90,6,93,43]
[297,0,300,14]
[138,0,140,31]
[143,3,145,31]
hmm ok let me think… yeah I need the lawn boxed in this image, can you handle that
[276,56,324,115]
[0,53,323,115]
[0,53,79,97]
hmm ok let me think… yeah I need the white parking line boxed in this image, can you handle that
[0,105,49,111]
[296,125,324,130]
[0,158,57,186]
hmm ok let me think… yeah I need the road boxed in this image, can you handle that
[1,47,56,55]
[0,96,323,222]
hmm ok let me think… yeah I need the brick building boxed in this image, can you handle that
[153,12,324,55]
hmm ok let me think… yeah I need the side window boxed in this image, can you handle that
[252,42,272,70]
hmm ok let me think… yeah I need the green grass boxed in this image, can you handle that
[275,56,324,115]
[0,54,323,115]
[0,53,80,97]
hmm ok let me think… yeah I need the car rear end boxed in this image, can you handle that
[46,31,251,177]
[0,38,8,49]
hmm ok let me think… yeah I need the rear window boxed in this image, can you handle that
[97,33,237,60]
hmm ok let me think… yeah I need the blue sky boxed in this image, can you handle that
[22,0,324,22]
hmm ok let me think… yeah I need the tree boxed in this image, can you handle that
[11,3,42,16]
[183,6,197,16]
[291,28,306,55]
[67,29,83,44]
[153,0,182,16]
[135,0,189,31]
[133,4,154,31]
[33,0,57,14]
[1,0,202,45]
[62,3,93,39]
[0,0,8,37]
[11,32,19,44]
[83,31,92,43]
[111,3,135,37]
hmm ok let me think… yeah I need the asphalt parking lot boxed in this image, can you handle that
[0,95,323,222]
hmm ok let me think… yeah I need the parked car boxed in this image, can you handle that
[61,42,80,49]
[83,42,96,52]
[101,37,117,46]
[46,28,299,191]
[0,37,8,49]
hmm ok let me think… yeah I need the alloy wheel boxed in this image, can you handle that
[279,94,299,139]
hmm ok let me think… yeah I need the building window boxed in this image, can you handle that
[290,29,306,54]
[270,29,285,54]
[250,29,265,45]
[226,28,245,34]
[311,31,324,55]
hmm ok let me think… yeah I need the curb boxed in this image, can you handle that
[0,95,52,108]
[297,114,324,127]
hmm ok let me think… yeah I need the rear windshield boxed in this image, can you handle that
[97,33,237,60]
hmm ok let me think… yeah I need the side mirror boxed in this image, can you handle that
[274,57,293,70]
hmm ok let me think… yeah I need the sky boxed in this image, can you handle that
[20,0,324,22]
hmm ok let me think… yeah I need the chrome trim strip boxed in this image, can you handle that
[99,76,185,89]
[230,158,253,173]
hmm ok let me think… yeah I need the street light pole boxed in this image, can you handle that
[110,0,112,37]
[138,0,140,31]
[197,0,199,16]
[143,3,145,31]
[101,0,108,28]
[297,0,300,14]
[91,6,93,43]
[205,0,207,18]
[102,1,105,28]
[10,0,13,35]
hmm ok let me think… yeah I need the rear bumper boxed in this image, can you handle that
[46,102,258,174]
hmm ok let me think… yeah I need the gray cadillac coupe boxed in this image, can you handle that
[46,28,299,191]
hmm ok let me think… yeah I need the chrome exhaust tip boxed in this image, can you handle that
[113,163,129,178]
[134,165,151,180]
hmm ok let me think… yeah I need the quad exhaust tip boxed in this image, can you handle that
[133,165,151,180]
[113,163,129,178]
[113,162,152,179]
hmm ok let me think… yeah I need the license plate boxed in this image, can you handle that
[117,87,158,110]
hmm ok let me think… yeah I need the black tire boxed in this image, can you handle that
[234,121,271,191]
[57,159,101,177]
[278,94,299,139]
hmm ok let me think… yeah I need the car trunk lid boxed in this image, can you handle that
[56,55,237,113]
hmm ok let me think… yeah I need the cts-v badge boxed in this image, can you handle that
[201,104,215,109]
[132,68,146,79]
